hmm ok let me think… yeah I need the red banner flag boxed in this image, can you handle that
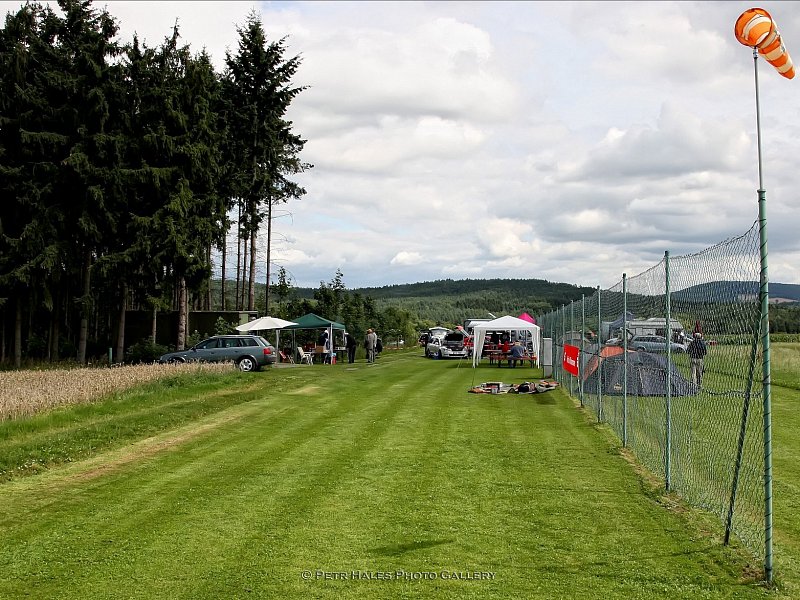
[563,344,580,376]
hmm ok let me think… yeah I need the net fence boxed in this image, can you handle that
[537,221,766,562]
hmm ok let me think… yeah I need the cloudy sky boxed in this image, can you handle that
[4,1,800,289]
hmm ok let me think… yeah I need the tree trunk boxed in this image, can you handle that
[49,294,60,362]
[248,226,257,311]
[14,297,22,368]
[115,283,127,363]
[221,234,227,311]
[1,306,6,364]
[177,275,187,350]
[150,304,158,345]
[265,196,272,315]
[206,244,212,310]
[235,203,242,311]
[77,249,92,364]
[241,227,249,311]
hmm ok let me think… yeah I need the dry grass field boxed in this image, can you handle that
[0,362,233,421]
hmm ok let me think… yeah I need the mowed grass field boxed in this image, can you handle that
[2,348,800,598]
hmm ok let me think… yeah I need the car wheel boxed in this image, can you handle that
[237,357,257,372]
[169,357,185,364]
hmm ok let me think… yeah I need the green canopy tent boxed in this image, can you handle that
[284,313,347,363]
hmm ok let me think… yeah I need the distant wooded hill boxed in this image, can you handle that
[289,278,596,325]
[672,281,800,303]
[213,277,800,329]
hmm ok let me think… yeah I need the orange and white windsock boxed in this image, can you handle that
[735,7,795,79]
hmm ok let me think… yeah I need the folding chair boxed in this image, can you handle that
[279,351,294,364]
[297,347,313,365]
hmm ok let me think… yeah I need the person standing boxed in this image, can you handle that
[687,332,707,387]
[365,328,378,363]
[345,332,357,364]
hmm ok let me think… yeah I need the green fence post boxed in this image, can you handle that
[622,274,628,448]
[580,294,585,408]
[560,304,565,386]
[665,251,672,492]
[597,286,602,423]
[570,301,575,397]
[759,184,774,584]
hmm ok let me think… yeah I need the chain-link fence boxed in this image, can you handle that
[537,221,769,572]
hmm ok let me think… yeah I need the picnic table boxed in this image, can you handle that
[487,351,537,367]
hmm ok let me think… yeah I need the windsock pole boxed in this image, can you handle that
[752,44,774,584]
[734,6,782,583]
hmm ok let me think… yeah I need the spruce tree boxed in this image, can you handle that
[222,10,310,314]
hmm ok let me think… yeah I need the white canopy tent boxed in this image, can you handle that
[235,316,297,332]
[471,315,541,368]
[236,316,298,352]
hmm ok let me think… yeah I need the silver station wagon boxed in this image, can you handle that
[158,335,277,372]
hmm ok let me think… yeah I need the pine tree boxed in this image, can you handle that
[222,10,310,314]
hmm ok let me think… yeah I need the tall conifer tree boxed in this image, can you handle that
[222,10,309,313]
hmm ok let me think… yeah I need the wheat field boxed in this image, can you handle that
[0,362,233,421]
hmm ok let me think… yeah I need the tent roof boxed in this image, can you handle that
[235,316,297,332]
[473,315,540,331]
[284,312,346,331]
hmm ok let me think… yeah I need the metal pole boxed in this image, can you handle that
[622,274,628,447]
[570,301,575,397]
[752,46,774,584]
[597,287,603,423]
[580,294,585,408]
[665,251,672,492]
[561,304,566,385]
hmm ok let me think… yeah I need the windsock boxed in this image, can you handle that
[735,7,795,79]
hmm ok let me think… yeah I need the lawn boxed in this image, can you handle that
[0,349,788,598]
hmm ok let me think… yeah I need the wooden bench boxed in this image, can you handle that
[492,354,537,367]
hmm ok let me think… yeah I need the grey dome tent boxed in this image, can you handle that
[583,349,697,397]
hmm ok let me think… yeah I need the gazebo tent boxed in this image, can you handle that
[284,313,346,332]
[471,315,541,367]
[284,313,347,360]
[235,316,298,352]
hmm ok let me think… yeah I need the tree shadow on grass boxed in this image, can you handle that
[371,539,455,557]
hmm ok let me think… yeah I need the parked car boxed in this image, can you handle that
[423,328,449,357]
[158,334,277,371]
[427,331,469,359]
[628,335,686,354]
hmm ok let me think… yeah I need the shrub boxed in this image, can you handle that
[214,317,236,335]
[186,330,205,348]
[126,341,170,364]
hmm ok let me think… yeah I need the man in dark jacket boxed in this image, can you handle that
[345,332,357,363]
[687,332,708,387]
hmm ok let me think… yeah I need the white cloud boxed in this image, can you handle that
[390,251,424,266]
[4,0,800,290]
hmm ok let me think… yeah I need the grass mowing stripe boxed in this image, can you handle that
[0,372,263,480]
[0,350,779,599]
[0,356,434,598]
